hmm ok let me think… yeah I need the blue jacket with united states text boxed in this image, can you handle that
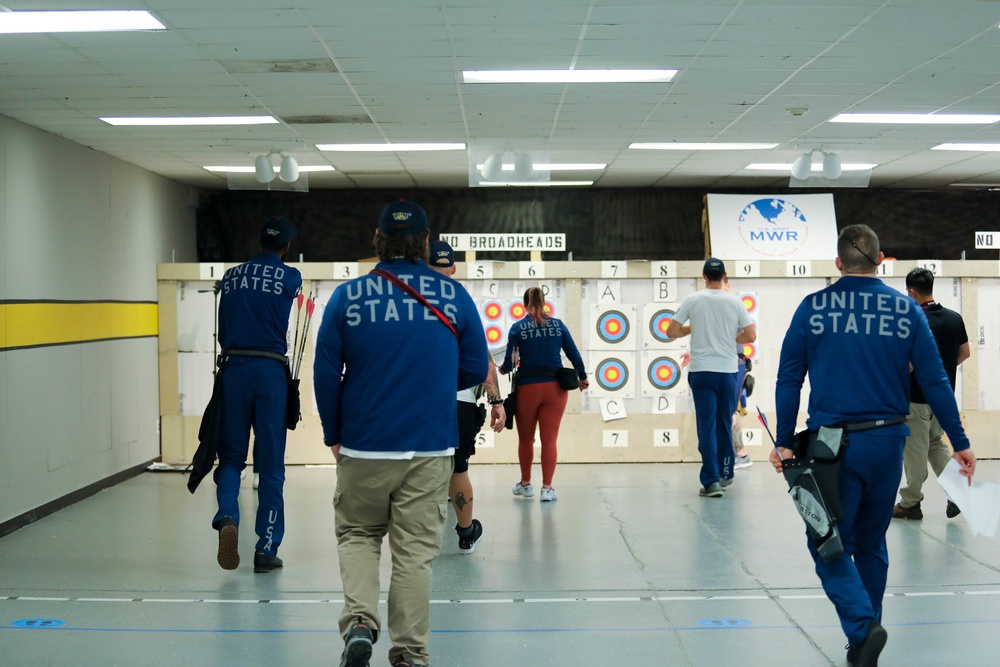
[313,258,490,456]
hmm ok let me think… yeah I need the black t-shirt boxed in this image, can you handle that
[910,302,968,404]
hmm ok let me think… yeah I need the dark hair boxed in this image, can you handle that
[259,234,288,252]
[905,267,934,296]
[836,224,880,274]
[373,230,429,263]
[523,286,547,326]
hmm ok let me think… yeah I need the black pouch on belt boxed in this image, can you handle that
[285,366,301,431]
[782,426,847,562]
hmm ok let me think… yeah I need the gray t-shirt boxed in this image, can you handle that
[674,288,753,373]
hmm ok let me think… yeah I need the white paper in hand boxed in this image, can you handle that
[937,459,1000,537]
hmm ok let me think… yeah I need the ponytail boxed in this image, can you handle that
[524,287,546,326]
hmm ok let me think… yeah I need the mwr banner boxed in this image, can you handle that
[706,194,838,260]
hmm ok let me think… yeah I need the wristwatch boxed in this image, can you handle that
[489,398,504,405]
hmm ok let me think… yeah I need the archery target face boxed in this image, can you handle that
[641,303,683,349]
[482,300,504,322]
[588,352,635,398]
[640,350,687,397]
[543,301,555,316]
[484,324,505,347]
[647,356,682,391]
[508,301,527,320]
[742,342,757,359]
[589,304,637,350]
[740,293,758,314]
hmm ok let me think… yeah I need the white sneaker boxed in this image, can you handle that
[734,454,753,470]
[512,482,534,498]
[540,487,558,502]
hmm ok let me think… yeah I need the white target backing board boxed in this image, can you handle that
[589,304,637,350]
[640,303,685,350]
[176,281,219,353]
[588,351,636,398]
[639,350,686,397]
[178,351,215,416]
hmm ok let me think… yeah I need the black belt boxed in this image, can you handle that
[517,369,559,379]
[221,349,289,365]
[841,415,906,433]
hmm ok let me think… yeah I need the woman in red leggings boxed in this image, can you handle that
[498,287,588,502]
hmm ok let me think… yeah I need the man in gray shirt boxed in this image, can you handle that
[666,258,756,497]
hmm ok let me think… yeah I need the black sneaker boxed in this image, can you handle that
[851,621,887,666]
[340,619,374,667]
[892,502,922,520]
[946,500,961,518]
[699,481,724,498]
[253,551,283,573]
[457,519,484,554]
[216,516,239,570]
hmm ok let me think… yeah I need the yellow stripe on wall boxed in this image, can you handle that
[0,301,158,351]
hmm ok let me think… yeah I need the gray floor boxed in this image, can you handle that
[2,461,1000,666]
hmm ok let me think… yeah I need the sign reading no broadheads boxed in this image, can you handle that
[975,231,999,249]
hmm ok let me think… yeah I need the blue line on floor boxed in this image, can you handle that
[5,618,1000,635]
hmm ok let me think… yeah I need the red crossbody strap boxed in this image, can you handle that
[370,268,459,339]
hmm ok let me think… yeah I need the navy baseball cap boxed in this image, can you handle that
[259,216,297,246]
[703,258,726,280]
[378,200,428,236]
[429,240,455,267]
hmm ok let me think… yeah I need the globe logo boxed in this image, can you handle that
[737,198,809,256]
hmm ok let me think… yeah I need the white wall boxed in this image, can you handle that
[0,114,197,525]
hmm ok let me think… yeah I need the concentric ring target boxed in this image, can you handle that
[595,358,629,391]
[596,310,630,344]
[543,301,555,316]
[742,342,757,359]
[648,309,677,343]
[647,356,682,391]
[509,302,527,320]
[485,325,505,346]
[741,293,758,313]
[482,300,504,321]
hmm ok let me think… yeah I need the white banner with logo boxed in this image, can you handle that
[706,194,838,260]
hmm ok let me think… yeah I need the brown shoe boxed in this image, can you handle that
[892,503,922,520]
[216,516,240,570]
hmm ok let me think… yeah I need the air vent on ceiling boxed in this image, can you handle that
[221,59,338,74]
[281,115,372,125]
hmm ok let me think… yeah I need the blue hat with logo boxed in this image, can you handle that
[259,215,297,247]
[429,240,455,267]
[703,257,726,280]
[378,200,429,236]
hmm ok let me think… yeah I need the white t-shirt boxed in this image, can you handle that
[673,288,753,373]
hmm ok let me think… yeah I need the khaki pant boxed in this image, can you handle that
[898,403,953,508]
[334,455,451,665]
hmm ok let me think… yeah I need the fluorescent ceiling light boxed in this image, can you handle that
[931,143,1000,152]
[0,10,165,34]
[462,70,676,84]
[629,143,778,150]
[474,163,607,171]
[316,143,465,151]
[101,116,277,126]
[204,165,335,173]
[480,181,594,187]
[745,163,877,172]
[949,183,1000,187]
[831,113,1000,125]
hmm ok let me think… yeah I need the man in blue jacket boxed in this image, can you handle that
[770,224,976,667]
[213,215,302,573]
[314,201,489,667]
